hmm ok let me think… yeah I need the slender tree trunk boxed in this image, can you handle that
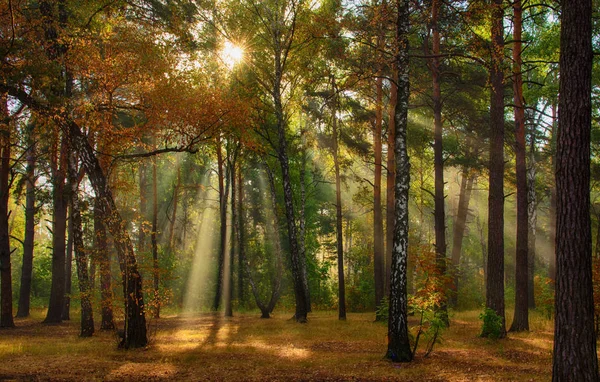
[0,99,14,328]
[552,0,598,378]
[430,0,448,325]
[527,121,537,309]
[298,127,311,313]
[450,169,475,307]
[374,74,385,316]
[385,81,398,297]
[331,86,346,321]
[214,138,227,311]
[62,206,73,320]
[68,152,94,337]
[151,154,159,318]
[482,0,506,338]
[138,162,147,254]
[225,157,236,318]
[95,199,115,330]
[386,0,412,362]
[237,165,245,305]
[168,167,181,251]
[17,138,36,318]
[510,0,529,332]
[44,134,69,324]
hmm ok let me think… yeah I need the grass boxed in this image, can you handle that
[0,308,556,381]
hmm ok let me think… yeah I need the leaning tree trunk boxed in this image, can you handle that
[482,0,506,338]
[44,134,69,324]
[552,0,598,379]
[68,152,94,337]
[430,0,448,326]
[94,199,114,330]
[386,0,412,362]
[0,101,14,328]
[510,0,529,332]
[17,137,36,318]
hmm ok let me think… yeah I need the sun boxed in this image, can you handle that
[221,41,244,69]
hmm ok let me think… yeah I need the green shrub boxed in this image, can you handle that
[479,307,503,339]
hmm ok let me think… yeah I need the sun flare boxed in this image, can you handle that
[221,41,244,69]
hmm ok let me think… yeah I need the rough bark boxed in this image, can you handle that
[214,138,228,312]
[386,0,412,362]
[94,199,114,330]
[44,134,69,324]
[510,0,529,332]
[68,152,94,337]
[450,169,475,307]
[552,0,598,379]
[298,128,311,313]
[151,154,159,318]
[62,206,73,320]
[225,157,236,318]
[331,86,346,321]
[430,0,448,325]
[0,99,14,328]
[374,60,385,316]
[237,165,245,305]
[385,82,397,296]
[168,168,181,251]
[482,0,506,338]
[17,138,36,318]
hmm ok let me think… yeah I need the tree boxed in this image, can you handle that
[386,0,412,363]
[482,0,506,338]
[0,95,14,328]
[552,0,598,378]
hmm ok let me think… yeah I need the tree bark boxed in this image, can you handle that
[44,134,69,324]
[552,0,598,378]
[450,168,475,307]
[237,165,245,305]
[510,0,529,332]
[138,161,147,254]
[374,52,385,316]
[482,0,506,338]
[385,81,397,297]
[0,97,14,328]
[151,153,159,318]
[430,0,448,325]
[95,199,115,330]
[548,103,557,282]
[225,156,237,318]
[17,137,36,318]
[62,206,73,320]
[68,152,94,337]
[386,0,412,362]
[527,118,537,309]
[214,138,228,311]
[168,167,181,251]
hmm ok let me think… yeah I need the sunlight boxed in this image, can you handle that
[221,41,244,69]
[182,174,219,314]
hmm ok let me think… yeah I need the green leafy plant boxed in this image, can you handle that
[479,307,503,339]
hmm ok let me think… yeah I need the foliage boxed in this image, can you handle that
[534,275,555,320]
[479,308,504,340]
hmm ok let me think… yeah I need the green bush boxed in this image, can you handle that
[479,307,503,339]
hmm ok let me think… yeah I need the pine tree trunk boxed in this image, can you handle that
[332,86,346,321]
[17,138,36,318]
[68,152,94,337]
[138,161,147,254]
[386,0,412,362]
[552,0,598,378]
[430,0,448,325]
[298,125,311,313]
[482,0,506,338]
[0,101,14,328]
[527,121,537,309]
[62,207,73,321]
[95,199,114,330]
[510,0,529,332]
[214,138,228,312]
[374,67,385,316]
[237,166,245,305]
[44,134,69,324]
[168,168,181,251]
[450,169,474,307]
[225,158,236,318]
[151,154,159,319]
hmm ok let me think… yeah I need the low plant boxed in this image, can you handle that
[479,307,503,339]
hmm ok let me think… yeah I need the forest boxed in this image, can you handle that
[0,0,598,380]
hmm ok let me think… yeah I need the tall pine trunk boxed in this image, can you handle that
[482,0,506,338]
[385,82,397,296]
[373,45,385,316]
[527,127,536,309]
[225,157,236,318]
[386,0,412,362]
[62,207,73,320]
[17,137,36,318]
[151,154,159,318]
[237,165,245,305]
[0,99,14,328]
[552,0,598,378]
[510,0,529,332]
[95,199,115,330]
[214,138,227,311]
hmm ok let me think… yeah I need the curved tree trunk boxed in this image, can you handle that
[552,0,598,378]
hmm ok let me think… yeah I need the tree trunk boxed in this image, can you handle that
[214,138,228,311]
[482,0,506,338]
[0,98,14,328]
[17,137,36,318]
[385,81,397,297]
[527,118,537,309]
[331,85,346,321]
[168,167,181,251]
[44,134,69,324]
[386,0,412,362]
[62,206,73,320]
[298,125,311,313]
[374,74,385,317]
[68,152,94,337]
[450,169,475,307]
[225,157,236,318]
[95,199,115,330]
[138,161,147,254]
[237,165,245,305]
[151,154,159,319]
[510,0,529,332]
[548,103,557,282]
[552,0,598,378]
[430,0,448,325]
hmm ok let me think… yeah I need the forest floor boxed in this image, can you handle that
[0,309,555,381]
